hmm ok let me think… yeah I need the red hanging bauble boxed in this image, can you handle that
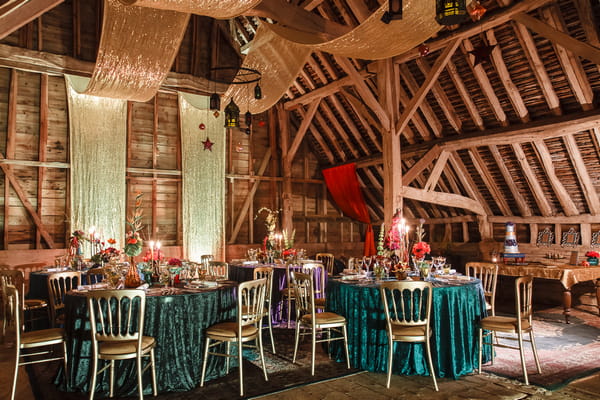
[418,44,430,57]
[199,123,206,130]
[258,120,266,127]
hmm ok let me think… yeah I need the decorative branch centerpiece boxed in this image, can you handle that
[123,192,144,287]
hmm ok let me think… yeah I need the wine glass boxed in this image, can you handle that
[363,256,372,272]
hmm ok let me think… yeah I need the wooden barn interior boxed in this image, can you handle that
[1,0,600,399]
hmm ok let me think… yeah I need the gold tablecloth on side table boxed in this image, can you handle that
[497,263,600,290]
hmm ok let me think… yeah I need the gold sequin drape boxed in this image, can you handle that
[119,0,261,19]
[66,75,127,252]
[179,93,226,261]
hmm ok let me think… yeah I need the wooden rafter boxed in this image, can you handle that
[423,151,450,192]
[562,134,600,215]
[398,64,443,137]
[467,147,513,216]
[401,186,486,216]
[511,143,553,216]
[446,60,485,131]
[288,99,320,162]
[0,0,63,40]
[339,88,383,151]
[488,144,532,216]
[447,152,493,216]
[403,146,442,185]
[395,38,460,136]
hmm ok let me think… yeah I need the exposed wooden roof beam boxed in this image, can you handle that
[395,39,460,136]
[467,147,513,215]
[562,134,600,215]
[398,64,443,138]
[573,0,600,74]
[349,109,600,167]
[461,38,508,127]
[393,0,554,64]
[306,56,328,85]
[448,152,493,215]
[485,29,530,123]
[423,151,450,192]
[401,186,486,216]
[284,69,370,110]
[327,95,370,155]
[488,144,532,216]
[512,143,553,216]
[537,6,594,110]
[512,21,561,115]
[288,100,320,162]
[446,60,485,131]
[513,11,600,66]
[0,0,63,40]
[532,139,579,216]
[403,145,442,185]
[247,0,350,40]
[337,89,383,152]
[294,107,335,163]
[394,75,429,142]
[415,57,462,133]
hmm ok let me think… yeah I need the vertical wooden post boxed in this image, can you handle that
[36,73,49,248]
[176,96,182,246]
[379,59,402,227]
[278,104,293,234]
[4,69,17,249]
[151,95,159,239]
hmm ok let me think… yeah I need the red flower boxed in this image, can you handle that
[107,238,116,245]
[412,241,431,257]
[127,238,138,244]
[168,258,182,266]
[585,251,600,258]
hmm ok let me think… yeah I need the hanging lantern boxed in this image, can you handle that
[254,83,262,100]
[210,93,221,111]
[381,0,403,24]
[224,99,240,128]
[245,111,252,127]
[436,0,468,26]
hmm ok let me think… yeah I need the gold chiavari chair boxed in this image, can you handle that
[253,266,276,353]
[207,261,229,280]
[466,262,498,316]
[47,271,81,327]
[291,272,350,376]
[201,278,269,397]
[0,269,48,332]
[316,253,335,276]
[200,255,214,272]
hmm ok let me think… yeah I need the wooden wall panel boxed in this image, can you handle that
[46,75,68,163]
[15,71,40,160]
[155,92,178,171]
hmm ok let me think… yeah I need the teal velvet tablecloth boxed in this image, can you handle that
[61,285,236,396]
[326,278,489,379]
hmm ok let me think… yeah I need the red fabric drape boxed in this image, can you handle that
[322,163,376,256]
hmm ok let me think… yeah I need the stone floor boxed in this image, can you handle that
[3,339,600,400]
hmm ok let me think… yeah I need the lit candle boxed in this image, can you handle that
[156,241,161,260]
[149,241,155,262]
[88,226,96,258]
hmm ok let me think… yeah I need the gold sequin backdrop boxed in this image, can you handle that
[66,75,127,253]
[84,0,189,102]
[179,93,226,261]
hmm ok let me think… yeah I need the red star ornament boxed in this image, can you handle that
[469,43,496,67]
[202,137,214,151]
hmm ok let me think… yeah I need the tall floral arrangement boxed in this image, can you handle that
[124,192,144,257]
[255,207,280,250]
[412,219,430,260]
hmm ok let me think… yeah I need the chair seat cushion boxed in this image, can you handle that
[24,298,48,309]
[99,336,156,356]
[391,325,427,340]
[314,298,326,307]
[21,328,65,346]
[301,312,345,325]
[206,322,258,339]
[480,315,530,332]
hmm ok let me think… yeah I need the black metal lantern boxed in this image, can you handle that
[245,111,252,127]
[209,93,221,111]
[436,0,468,26]
[254,83,262,100]
[381,0,403,24]
[224,99,240,128]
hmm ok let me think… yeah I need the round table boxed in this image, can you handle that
[60,284,237,396]
[326,277,489,379]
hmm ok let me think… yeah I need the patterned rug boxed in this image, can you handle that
[481,305,600,390]
[27,327,361,399]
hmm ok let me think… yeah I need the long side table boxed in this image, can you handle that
[497,262,600,323]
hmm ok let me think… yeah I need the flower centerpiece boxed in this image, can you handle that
[91,241,121,266]
[123,193,144,287]
[68,230,88,268]
[255,207,280,251]
[282,229,297,261]
[585,250,599,266]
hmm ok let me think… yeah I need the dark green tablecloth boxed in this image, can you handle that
[326,278,489,379]
[61,286,236,396]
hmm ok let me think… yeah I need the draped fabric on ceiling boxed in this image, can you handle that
[83,0,189,102]
[65,75,127,253]
[267,0,440,60]
[223,22,311,114]
[322,163,376,256]
[119,0,262,19]
[179,93,226,262]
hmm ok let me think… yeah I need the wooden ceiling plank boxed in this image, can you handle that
[398,64,443,137]
[536,7,594,110]
[328,95,371,155]
[338,89,384,151]
[395,38,460,136]
[562,134,600,215]
[462,38,508,127]
[307,55,328,85]
[288,99,320,162]
[314,52,339,80]
[335,56,391,131]
[532,139,579,216]
[363,168,382,191]
[423,151,450,192]
[313,110,347,159]
[394,76,431,142]
[467,147,513,216]
[295,107,335,163]
[512,21,561,115]
[357,175,384,220]
[0,0,63,40]
[488,144,532,216]
[393,0,553,64]
[446,60,485,131]
[485,29,530,123]
[319,100,360,158]
[511,143,553,217]
[415,57,462,133]
[572,0,600,74]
